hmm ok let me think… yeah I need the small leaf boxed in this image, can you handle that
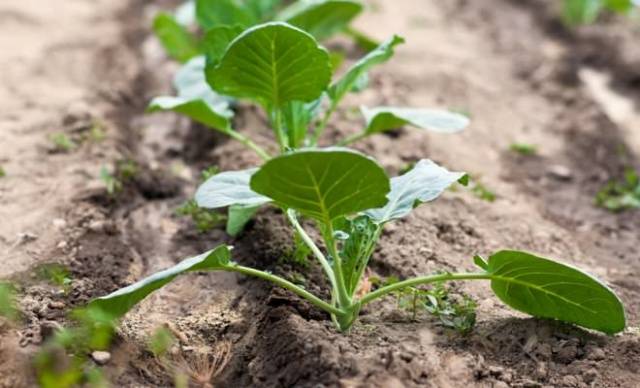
[473,255,488,270]
[89,246,232,319]
[250,148,390,223]
[328,35,404,104]
[487,250,625,334]
[227,204,260,236]
[364,160,464,223]
[279,0,363,40]
[209,22,332,108]
[196,0,257,29]
[153,12,200,63]
[196,168,271,209]
[148,57,233,131]
[362,106,470,135]
[562,0,603,24]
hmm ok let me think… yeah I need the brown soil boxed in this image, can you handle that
[1,0,639,387]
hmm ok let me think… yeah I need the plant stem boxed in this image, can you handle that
[226,129,271,160]
[336,131,367,147]
[311,103,337,146]
[359,272,491,306]
[349,226,382,297]
[270,107,287,152]
[231,265,342,316]
[287,210,337,291]
[325,224,351,309]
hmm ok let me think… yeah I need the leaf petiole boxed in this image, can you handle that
[359,272,491,306]
[226,128,272,160]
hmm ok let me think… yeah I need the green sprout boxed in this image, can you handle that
[596,168,640,212]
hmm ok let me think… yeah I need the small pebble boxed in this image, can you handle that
[546,165,573,181]
[91,351,111,365]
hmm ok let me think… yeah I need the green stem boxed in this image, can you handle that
[311,103,337,146]
[287,210,337,292]
[270,107,287,152]
[226,129,271,160]
[336,131,367,147]
[325,224,351,309]
[231,265,342,316]
[359,272,491,306]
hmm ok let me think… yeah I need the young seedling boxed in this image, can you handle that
[596,168,640,212]
[150,21,468,234]
[562,0,637,25]
[509,142,537,156]
[0,165,5,178]
[49,133,76,153]
[89,149,625,335]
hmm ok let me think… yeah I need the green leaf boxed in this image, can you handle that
[89,246,232,319]
[279,0,363,40]
[362,106,470,135]
[604,0,634,13]
[226,204,260,236]
[473,255,488,271]
[328,35,404,104]
[562,0,603,24]
[153,12,200,63]
[336,215,378,294]
[250,148,390,223]
[195,0,257,29]
[245,0,284,20]
[364,160,464,223]
[148,57,232,132]
[196,168,271,209]
[486,250,625,334]
[208,22,332,108]
[202,25,244,68]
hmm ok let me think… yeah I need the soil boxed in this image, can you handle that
[1,0,639,387]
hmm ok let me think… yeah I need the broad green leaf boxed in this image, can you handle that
[153,13,200,63]
[196,0,257,29]
[250,148,390,223]
[364,160,464,223]
[208,22,332,108]
[328,35,404,104]
[89,246,232,319]
[148,57,232,132]
[279,0,363,41]
[604,0,634,13]
[227,204,260,236]
[362,107,470,135]
[196,168,271,209]
[487,250,625,334]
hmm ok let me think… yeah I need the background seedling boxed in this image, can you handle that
[176,200,225,233]
[0,166,5,178]
[49,133,76,153]
[37,263,73,294]
[596,168,640,211]
[89,149,626,335]
[509,142,538,156]
[562,0,638,25]
[0,281,19,322]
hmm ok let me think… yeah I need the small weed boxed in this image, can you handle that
[0,166,5,178]
[148,326,176,358]
[596,168,640,212]
[49,133,76,153]
[0,281,19,322]
[37,263,72,293]
[86,122,107,143]
[201,166,219,181]
[510,143,537,156]
[100,167,122,196]
[469,179,497,202]
[176,200,225,233]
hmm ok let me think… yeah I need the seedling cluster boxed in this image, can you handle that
[89,0,625,343]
